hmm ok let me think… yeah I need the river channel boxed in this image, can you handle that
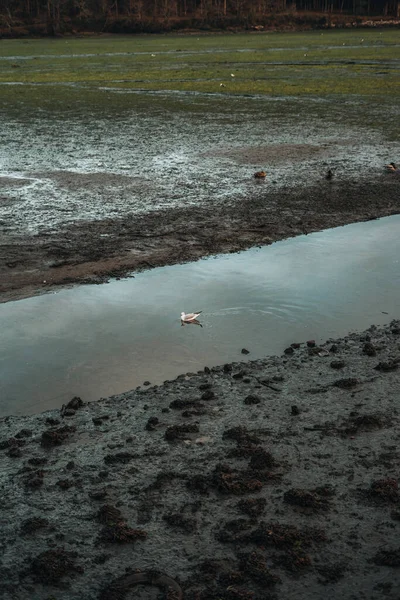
[0,214,399,417]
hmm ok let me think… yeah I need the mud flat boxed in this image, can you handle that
[1,320,399,599]
[1,175,400,304]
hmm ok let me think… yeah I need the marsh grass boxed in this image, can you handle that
[1,30,399,96]
[0,29,399,141]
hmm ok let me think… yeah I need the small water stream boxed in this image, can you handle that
[1,215,399,417]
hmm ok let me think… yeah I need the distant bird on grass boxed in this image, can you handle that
[385,162,397,172]
[325,168,334,180]
[254,171,266,179]
[181,311,203,327]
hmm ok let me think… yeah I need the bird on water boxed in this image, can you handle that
[181,311,202,323]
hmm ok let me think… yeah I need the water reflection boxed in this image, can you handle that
[181,319,203,328]
[0,215,399,417]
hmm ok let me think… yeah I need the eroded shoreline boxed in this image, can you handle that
[1,320,399,599]
[1,176,399,304]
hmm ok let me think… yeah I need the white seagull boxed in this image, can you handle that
[181,311,202,323]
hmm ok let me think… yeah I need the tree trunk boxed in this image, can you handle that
[47,0,59,35]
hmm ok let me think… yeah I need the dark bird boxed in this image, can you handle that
[325,169,334,180]
[254,171,266,179]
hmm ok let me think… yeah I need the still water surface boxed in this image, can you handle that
[0,215,399,417]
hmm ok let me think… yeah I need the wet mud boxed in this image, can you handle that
[1,172,399,303]
[1,320,399,599]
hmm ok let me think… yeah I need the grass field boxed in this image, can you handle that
[0,29,399,100]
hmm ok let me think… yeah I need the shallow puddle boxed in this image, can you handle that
[0,215,399,417]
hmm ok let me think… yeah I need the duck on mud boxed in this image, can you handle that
[254,171,266,179]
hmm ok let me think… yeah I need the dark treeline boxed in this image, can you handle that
[1,0,399,36]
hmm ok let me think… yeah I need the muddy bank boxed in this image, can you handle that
[1,175,399,303]
[1,320,399,599]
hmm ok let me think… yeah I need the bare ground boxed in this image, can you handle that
[1,321,399,599]
[1,156,400,598]
[1,174,399,303]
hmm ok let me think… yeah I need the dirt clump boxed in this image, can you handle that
[363,342,377,356]
[317,562,347,583]
[391,509,400,521]
[248,448,276,471]
[45,417,60,426]
[373,548,400,567]
[217,518,255,543]
[283,486,334,511]
[186,474,212,495]
[170,399,201,409]
[374,360,399,372]
[89,489,108,501]
[40,425,76,447]
[199,382,212,390]
[272,549,312,572]
[97,504,123,525]
[369,478,399,502]
[145,416,160,431]
[61,396,84,417]
[29,548,83,584]
[57,478,74,489]
[330,360,346,369]
[341,413,387,436]
[7,446,23,458]
[99,523,147,544]
[247,522,327,549]
[201,390,216,400]
[103,452,134,465]
[212,463,263,495]
[15,429,32,439]
[23,469,45,488]
[146,470,186,491]
[20,517,50,535]
[239,551,280,586]
[165,423,200,441]
[92,415,109,426]
[163,512,197,532]
[27,456,48,466]
[223,426,262,446]
[182,406,208,417]
[333,378,359,389]
[96,503,147,544]
[237,498,267,518]
[244,395,261,405]
[0,437,25,451]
